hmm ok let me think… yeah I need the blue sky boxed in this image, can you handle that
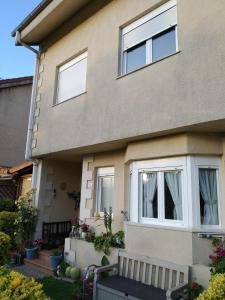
[0,0,41,79]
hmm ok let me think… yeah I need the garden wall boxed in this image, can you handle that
[64,237,118,269]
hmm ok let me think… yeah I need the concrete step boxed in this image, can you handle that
[38,250,52,263]
[24,257,54,276]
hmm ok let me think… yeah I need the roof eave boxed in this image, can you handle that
[11,0,52,38]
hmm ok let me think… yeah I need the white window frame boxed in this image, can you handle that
[121,0,178,75]
[190,156,222,230]
[130,157,188,228]
[96,167,114,215]
[129,156,222,230]
[56,51,88,104]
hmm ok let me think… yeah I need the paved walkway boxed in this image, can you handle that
[13,265,48,279]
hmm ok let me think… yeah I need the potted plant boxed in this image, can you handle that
[24,240,37,260]
[80,223,89,239]
[33,239,43,251]
[14,190,38,260]
[49,249,62,269]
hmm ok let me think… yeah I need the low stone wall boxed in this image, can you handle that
[64,238,118,269]
[191,264,211,289]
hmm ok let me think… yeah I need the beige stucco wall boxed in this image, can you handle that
[0,84,32,166]
[31,0,225,157]
[68,238,118,269]
[35,159,82,238]
[125,133,223,162]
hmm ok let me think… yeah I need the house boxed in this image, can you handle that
[0,162,32,200]
[0,77,33,200]
[12,0,225,286]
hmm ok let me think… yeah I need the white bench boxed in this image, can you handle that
[93,250,189,300]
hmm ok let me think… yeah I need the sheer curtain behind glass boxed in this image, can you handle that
[165,171,183,220]
[141,173,157,218]
[99,176,114,212]
[199,169,219,225]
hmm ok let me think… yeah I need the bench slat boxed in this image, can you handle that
[161,268,166,290]
[148,265,153,285]
[176,271,180,286]
[136,261,140,281]
[168,269,173,289]
[119,256,123,276]
[130,259,134,279]
[125,258,129,278]
[142,262,146,283]
[155,265,159,287]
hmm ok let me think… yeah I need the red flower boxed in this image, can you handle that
[191,282,199,289]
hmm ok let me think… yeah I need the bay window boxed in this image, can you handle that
[199,168,219,226]
[129,156,221,229]
[121,0,178,74]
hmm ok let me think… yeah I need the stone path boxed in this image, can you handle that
[13,265,48,279]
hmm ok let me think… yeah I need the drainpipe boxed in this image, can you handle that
[15,31,40,161]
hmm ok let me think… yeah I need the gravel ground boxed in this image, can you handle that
[12,265,48,279]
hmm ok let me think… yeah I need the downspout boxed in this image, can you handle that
[15,31,40,161]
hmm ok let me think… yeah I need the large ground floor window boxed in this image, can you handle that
[129,156,221,229]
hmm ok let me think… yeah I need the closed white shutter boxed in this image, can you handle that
[122,2,177,51]
[57,52,87,103]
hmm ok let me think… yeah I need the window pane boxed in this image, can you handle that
[199,169,219,225]
[57,56,87,103]
[152,27,176,62]
[164,171,182,220]
[126,42,146,73]
[139,172,158,218]
[99,176,114,212]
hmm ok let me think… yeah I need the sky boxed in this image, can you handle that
[0,0,41,79]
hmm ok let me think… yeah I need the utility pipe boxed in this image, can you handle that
[15,31,40,161]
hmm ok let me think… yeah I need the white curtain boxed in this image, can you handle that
[165,172,183,220]
[199,169,219,225]
[142,173,157,218]
[100,176,114,212]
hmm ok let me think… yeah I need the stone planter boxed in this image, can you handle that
[81,232,87,239]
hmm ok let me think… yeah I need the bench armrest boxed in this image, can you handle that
[166,283,188,300]
[94,263,118,275]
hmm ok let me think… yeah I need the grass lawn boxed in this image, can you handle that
[40,276,81,300]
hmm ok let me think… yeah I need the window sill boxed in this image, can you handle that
[125,221,225,233]
[52,91,87,107]
[117,50,181,80]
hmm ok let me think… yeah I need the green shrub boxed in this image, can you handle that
[0,266,50,299]
[0,232,11,265]
[94,231,125,255]
[196,274,225,300]
[14,190,38,244]
[0,198,14,212]
[0,211,16,242]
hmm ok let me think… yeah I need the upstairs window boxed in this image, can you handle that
[56,51,87,103]
[121,0,177,74]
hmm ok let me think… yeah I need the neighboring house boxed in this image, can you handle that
[12,0,225,286]
[0,77,33,166]
[0,162,33,200]
[0,77,33,200]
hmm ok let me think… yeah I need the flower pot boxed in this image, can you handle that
[50,255,62,269]
[25,247,37,260]
[81,232,87,239]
